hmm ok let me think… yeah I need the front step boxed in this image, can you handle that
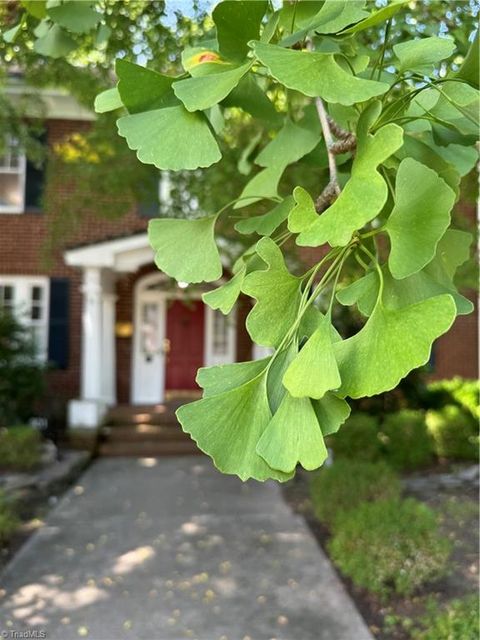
[98,439,201,457]
[100,424,189,443]
[105,403,188,427]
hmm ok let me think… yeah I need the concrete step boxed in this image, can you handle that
[100,424,190,443]
[98,439,201,457]
[104,405,184,427]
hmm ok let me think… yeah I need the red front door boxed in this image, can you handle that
[165,300,205,391]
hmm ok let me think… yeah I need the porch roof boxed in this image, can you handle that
[64,232,153,272]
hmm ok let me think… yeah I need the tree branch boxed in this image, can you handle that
[314,97,341,212]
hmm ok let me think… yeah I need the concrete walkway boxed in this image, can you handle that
[0,457,372,640]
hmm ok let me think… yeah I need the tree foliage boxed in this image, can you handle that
[4,0,478,481]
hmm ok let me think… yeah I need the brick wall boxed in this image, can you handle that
[0,118,476,414]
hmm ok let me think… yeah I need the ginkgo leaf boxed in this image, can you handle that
[456,30,478,89]
[283,314,341,399]
[3,23,21,43]
[22,1,47,19]
[342,0,409,34]
[47,1,101,33]
[288,186,318,232]
[256,393,328,473]
[197,358,270,398]
[177,372,292,482]
[116,59,177,113]
[242,237,302,347]
[234,164,284,208]
[173,62,251,112]
[393,36,456,74]
[386,158,455,279]
[33,23,76,58]
[334,295,456,398]
[266,342,297,413]
[308,0,369,34]
[296,124,403,247]
[235,196,294,235]
[148,215,222,283]
[222,74,282,123]
[94,87,123,113]
[251,41,389,106]
[336,271,377,314]
[213,0,267,62]
[202,266,245,314]
[312,393,351,437]
[117,106,221,170]
[255,119,320,168]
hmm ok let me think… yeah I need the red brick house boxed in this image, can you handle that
[0,85,477,430]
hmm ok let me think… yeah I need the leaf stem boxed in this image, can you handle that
[359,243,384,300]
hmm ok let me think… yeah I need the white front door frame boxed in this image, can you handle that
[131,272,236,405]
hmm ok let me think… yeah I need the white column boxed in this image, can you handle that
[101,292,117,404]
[81,266,104,400]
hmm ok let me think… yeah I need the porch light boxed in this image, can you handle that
[178,281,188,289]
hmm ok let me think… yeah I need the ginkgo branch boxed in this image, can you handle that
[314,96,341,213]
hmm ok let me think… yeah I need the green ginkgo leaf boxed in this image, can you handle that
[47,1,101,33]
[234,164,284,208]
[288,186,318,232]
[33,23,76,58]
[177,372,292,482]
[256,393,328,473]
[235,196,294,235]
[173,62,251,112]
[308,0,369,34]
[312,393,351,437]
[202,266,246,314]
[197,358,270,397]
[222,74,282,123]
[148,215,222,283]
[393,36,456,74]
[242,237,302,347]
[296,124,403,247]
[116,59,177,113]
[334,294,456,398]
[251,41,389,106]
[117,106,221,170]
[386,158,455,279]
[255,118,320,168]
[213,0,267,62]
[94,87,123,113]
[283,314,341,399]
[342,0,409,34]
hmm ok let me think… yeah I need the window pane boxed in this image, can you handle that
[32,286,42,301]
[0,174,23,209]
[213,311,228,354]
[31,305,42,320]
[3,285,13,301]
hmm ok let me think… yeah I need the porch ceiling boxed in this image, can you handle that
[64,233,154,272]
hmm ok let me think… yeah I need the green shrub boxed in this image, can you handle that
[426,405,479,461]
[328,498,451,597]
[0,490,19,545]
[427,377,480,419]
[380,410,434,470]
[413,595,479,640]
[0,311,46,426]
[328,413,381,462]
[0,425,42,471]
[310,460,401,527]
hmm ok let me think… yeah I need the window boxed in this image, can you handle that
[0,277,49,360]
[0,136,26,213]
[212,310,229,356]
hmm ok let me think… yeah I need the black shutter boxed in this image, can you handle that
[25,132,47,211]
[138,169,160,218]
[48,278,70,369]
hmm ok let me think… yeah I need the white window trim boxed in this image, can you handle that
[0,276,50,361]
[0,138,27,214]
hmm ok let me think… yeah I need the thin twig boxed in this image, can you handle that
[314,97,342,212]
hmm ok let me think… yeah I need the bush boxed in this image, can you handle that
[328,413,381,462]
[0,312,46,426]
[310,460,401,527]
[380,410,434,470]
[413,595,479,640]
[426,405,479,461]
[0,490,19,545]
[0,425,42,471]
[328,498,451,597]
[427,377,480,419]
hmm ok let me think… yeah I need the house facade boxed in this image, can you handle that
[0,89,477,430]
